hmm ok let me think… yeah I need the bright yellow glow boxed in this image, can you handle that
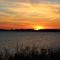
[34,26,45,30]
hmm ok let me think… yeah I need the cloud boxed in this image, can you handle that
[0,1,60,29]
[0,2,60,19]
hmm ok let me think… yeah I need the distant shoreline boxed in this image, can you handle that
[0,29,60,32]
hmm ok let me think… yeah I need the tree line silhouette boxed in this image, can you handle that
[0,29,60,32]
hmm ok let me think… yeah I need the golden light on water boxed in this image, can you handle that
[33,26,45,30]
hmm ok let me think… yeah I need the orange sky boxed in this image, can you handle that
[0,0,60,29]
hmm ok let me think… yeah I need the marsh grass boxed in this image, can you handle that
[0,43,60,60]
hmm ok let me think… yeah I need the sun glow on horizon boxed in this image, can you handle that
[0,1,60,29]
[33,26,45,30]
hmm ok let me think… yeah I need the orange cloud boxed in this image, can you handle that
[0,2,60,29]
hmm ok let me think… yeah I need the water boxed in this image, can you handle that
[0,31,60,50]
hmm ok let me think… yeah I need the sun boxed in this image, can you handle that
[33,26,45,30]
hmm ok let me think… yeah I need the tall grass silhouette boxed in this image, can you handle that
[0,42,60,60]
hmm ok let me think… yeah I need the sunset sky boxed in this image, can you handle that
[0,0,60,29]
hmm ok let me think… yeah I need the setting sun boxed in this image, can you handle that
[33,26,45,30]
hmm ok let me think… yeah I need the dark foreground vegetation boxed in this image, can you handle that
[0,46,60,60]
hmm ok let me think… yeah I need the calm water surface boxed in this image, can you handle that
[0,31,60,50]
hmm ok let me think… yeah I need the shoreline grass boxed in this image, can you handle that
[0,45,60,60]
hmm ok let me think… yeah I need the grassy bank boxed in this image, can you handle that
[0,45,60,60]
